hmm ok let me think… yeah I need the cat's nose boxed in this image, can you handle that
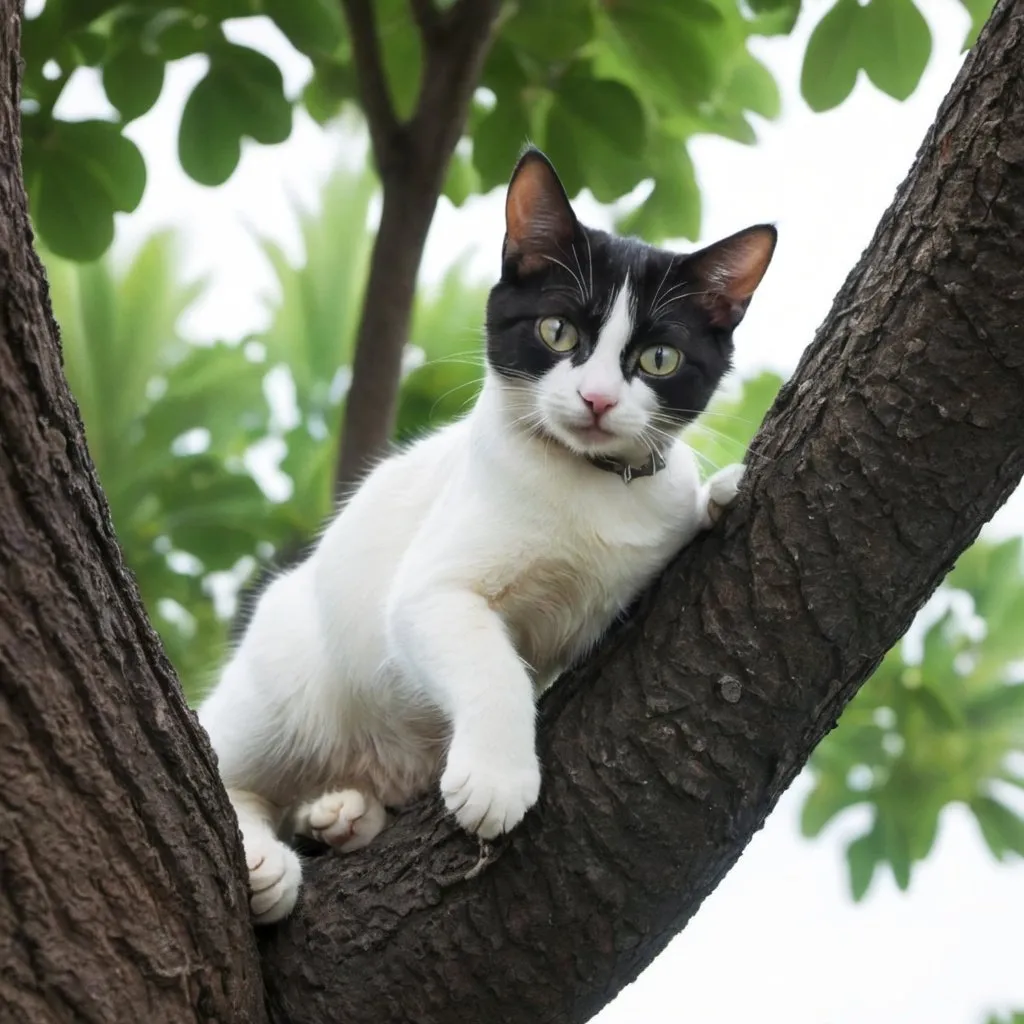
[579,391,618,418]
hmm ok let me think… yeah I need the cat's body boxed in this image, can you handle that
[199,150,776,923]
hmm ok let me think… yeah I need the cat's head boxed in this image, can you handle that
[485,148,776,463]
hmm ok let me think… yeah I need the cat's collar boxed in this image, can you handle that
[587,449,667,484]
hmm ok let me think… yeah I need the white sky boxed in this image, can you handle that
[55,0,1023,1020]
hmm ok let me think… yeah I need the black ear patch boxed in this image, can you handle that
[503,148,578,275]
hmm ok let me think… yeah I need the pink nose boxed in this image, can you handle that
[579,391,618,417]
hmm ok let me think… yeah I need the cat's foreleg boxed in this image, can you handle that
[388,588,541,839]
[228,789,302,925]
[701,462,746,529]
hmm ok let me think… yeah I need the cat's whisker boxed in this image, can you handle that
[583,231,594,299]
[428,379,486,420]
[540,253,586,302]
[649,260,675,320]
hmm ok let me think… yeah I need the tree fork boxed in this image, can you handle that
[262,2,1024,1021]
[334,0,503,493]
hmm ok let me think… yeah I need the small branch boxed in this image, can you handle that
[340,0,402,163]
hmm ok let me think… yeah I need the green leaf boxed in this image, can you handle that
[303,60,354,125]
[179,44,292,186]
[442,150,480,208]
[602,0,721,107]
[971,796,1024,859]
[800,774,865,837]
[264,0,345,57]
[616,139,700,242]
[28,120,146,261]
[801,0,862,112]
[860,0,932,102]
[503,0,595,61]
[145,9,212,61]
[957,0,994,48]
[103,43,166,122]
[727,54,781,120]
[472,99,531,192]
[544,75,647,202]
[847,827,883,901]
[747,0,802,34]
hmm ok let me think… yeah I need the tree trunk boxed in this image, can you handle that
[260,2,1024,1021]
[0,6,266,1023]
[334,0,503,493]
[1,3,1022,1024]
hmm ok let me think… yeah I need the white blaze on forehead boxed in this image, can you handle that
[577,275,634,396]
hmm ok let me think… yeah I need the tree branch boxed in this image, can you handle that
[340,0,401,165]
[0,3,265,1021]
[333,0,503,489]
[265,2,1024,1021]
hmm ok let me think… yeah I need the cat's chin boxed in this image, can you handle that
[545,421,644,461]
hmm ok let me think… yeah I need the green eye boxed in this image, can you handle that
[537,316,579,353]
[638,344,683,377]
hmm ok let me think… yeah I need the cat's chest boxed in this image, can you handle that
[475,497,677,680]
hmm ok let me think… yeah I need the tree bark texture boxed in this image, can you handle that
[334,0,503,495]
[0,5,266,1023]
[260,2,1024,1021]
[1,3,1023,1024]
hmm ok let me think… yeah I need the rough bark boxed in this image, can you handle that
[0,5,266,1022]
[260,2,1024,1021]
[334,0,503,494]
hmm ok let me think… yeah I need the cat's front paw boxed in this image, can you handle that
[441,744,541,840]
[293,789,388,852]
[244,831,302,924]
[706,463,745,524]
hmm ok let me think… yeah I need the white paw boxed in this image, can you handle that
[244,831,302,925]
[707,463,745,522]
[441,744,541,840]
[295,789,387,853]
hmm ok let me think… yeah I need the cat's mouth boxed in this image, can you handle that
[571,424,617,444]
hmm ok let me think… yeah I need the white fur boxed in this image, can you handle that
[199,296,744,923]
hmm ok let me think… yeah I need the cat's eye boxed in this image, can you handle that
[638,345,683,377]
[537,316,579,353]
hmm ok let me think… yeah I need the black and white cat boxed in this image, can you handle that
[199,149,776,923]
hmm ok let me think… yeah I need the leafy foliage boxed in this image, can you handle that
[44,231,281,692]
[800,0,988,112]
[22,0,996,261]
[801,538,1024,899]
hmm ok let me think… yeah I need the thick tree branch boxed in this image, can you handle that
[263,2,1024,1021]
[340,0,401,167]
[0,4,265,1021]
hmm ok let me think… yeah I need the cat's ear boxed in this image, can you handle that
[686,225,777,328]
[503,148,578,275]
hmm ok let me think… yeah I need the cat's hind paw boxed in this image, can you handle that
[705,463,745,526]
[293,789,388,853]
[245,832,302,925]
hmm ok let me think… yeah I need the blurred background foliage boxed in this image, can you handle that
[44,164,1024,907]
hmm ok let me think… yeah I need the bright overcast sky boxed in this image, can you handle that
[56,0,1024,1020]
